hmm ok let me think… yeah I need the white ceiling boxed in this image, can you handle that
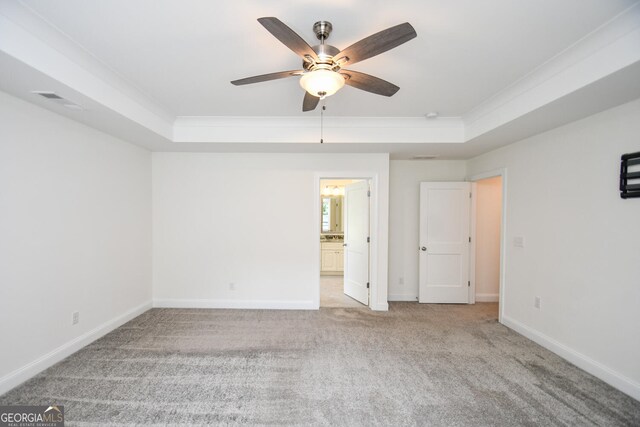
[1,0,639,158]
[19,0,638,117]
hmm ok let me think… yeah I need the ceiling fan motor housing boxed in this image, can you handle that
[313,21,333,40]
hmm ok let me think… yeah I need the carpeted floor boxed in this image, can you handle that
[1,303,639,425]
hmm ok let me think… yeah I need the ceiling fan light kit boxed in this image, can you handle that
[231,17,417,112]
[299,68,345,98]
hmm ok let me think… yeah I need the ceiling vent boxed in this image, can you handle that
[410,155,439,160]
[31,91,84,110]
[35,92,64,99]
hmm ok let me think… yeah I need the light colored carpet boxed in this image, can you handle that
[320,276,365,308]
[1,303,639,425]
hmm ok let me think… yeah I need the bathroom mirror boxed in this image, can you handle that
[321,196,343,233]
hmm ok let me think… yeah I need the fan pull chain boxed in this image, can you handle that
[320,103,326,143]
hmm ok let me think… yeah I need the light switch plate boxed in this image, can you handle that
[514,236,524,248]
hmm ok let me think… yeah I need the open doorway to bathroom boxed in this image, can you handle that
[319,179,369,308]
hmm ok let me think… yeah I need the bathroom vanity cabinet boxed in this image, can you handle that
[321,241,344,275]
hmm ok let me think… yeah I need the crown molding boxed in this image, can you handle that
[173,116,465,143]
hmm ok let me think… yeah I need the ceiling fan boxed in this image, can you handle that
[231,17,417,112]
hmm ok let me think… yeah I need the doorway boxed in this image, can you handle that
[473,176,503,307]
[417,174,507,322]
[469,169,507,323]
[319,178,369,308]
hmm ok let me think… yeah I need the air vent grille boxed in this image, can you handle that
[35,92,64,99]
[31,91,84,110]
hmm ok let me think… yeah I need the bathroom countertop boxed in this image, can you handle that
[320,235,344,242]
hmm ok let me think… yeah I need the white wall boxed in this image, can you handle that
[0,91,152,394]
[467,98,640,400]
[474,176,502,301]
[388,160,467,300]
[152,153,390,310]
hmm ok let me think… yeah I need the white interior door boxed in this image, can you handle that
[344,180,369,305]
[419,182,471,303]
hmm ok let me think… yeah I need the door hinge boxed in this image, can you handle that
[367,236,370,243]
[468,281,471,287]
[367,190,371,197]
[469,192,472,198]
[366,282,370,289]
[469,236,471,243]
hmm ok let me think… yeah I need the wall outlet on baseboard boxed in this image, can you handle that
[398,277,404,285]
[72,311,79,325]
[229,282,235,291]
[534,297,541,309]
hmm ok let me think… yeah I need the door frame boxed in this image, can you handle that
[468,168,508,324]
[313,173,376,310]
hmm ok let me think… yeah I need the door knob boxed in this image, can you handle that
[421,246,427,251]
[343,243,348,247]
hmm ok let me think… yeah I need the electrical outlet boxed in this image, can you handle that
[514,236,525,248]
[72,311,79,325]
[534,297,541,309]
[229,282,235,291]
[398,277,404,285]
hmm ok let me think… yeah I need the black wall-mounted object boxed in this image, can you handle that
[620,151,640,199]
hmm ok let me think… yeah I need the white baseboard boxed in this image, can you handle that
[502,315,640,401]
[475,293,499,302]
[0,300,152,396]
[153,298,316,310]
[387,294,418,302]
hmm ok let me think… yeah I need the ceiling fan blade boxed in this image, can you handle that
[341,70,399,96]
[231,70,303,86]
[335,22,416,66]
[258,17,319,62]
[303,92,320,112]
